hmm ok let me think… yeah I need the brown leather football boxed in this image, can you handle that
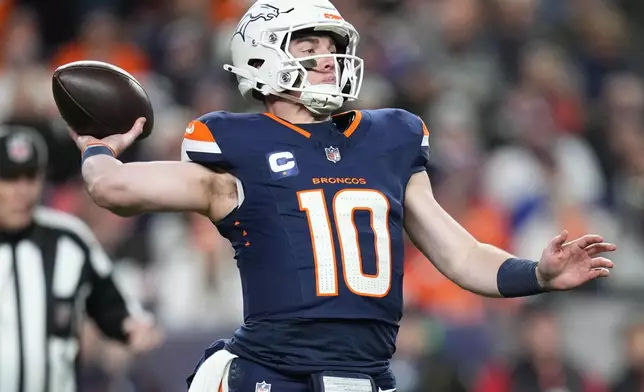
[52,60,154,140]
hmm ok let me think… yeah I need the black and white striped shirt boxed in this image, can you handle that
[0,207,137,392]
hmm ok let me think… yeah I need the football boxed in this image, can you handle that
[52,60,154,140]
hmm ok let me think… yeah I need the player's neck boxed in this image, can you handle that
[265,99,330,124]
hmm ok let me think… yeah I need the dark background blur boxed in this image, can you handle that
[5,0,644,390]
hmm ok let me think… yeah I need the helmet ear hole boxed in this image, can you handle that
[248,59,265,69]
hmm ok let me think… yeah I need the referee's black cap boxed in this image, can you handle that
[0,126,48,180]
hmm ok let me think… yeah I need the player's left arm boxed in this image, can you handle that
[402,116,616,298]
[404,172,616,297]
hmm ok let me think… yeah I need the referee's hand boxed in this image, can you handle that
[122,316,164,354]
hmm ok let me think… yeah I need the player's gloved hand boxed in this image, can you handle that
[69,117,147,156]
[122,315,164,355]
[535,230,616,291]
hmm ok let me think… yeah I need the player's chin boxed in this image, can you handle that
[3,211,34,231]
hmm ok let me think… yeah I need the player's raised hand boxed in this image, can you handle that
[69,117,147,156]
[535,230,616,291]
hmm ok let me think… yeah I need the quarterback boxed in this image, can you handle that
[70,1,616,391]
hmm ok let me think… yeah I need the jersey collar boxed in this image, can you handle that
[263,110,363,139]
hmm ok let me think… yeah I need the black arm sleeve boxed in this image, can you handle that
[79,229,135,343]
[85,272,130,342]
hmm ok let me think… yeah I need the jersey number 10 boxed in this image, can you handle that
[297,189,391,298]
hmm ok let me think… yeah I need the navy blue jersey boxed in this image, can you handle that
[181,109,430,382]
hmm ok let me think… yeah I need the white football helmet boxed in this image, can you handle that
[224,0,364,115]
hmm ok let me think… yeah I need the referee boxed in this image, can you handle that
[0,126,163,392]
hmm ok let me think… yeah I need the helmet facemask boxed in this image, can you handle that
[271,25,364,114]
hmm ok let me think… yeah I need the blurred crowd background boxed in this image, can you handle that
[3,0,644,390]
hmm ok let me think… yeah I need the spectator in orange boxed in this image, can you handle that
[51,9,149,76]
[209,0,247,24]
[403,199,511,324]
[0,0,16,61]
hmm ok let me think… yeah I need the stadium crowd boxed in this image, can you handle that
[2,0,644,390]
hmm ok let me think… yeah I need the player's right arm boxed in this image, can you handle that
[69,117,238,221]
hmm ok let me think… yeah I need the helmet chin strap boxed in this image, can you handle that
[297,59,344,115]
[271,92,343,116]
[300,85,344,115]
[305,104,335,116]
[271,84,343,116]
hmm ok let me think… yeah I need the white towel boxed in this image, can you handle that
[188,349,238,392]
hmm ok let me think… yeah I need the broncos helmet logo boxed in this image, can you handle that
[233,5,294,42]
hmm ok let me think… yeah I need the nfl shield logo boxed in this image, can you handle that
[7,134,33,163]
[255,381,271,392]
[325,146,341,163]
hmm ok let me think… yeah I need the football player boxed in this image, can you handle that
[69,1,616,391]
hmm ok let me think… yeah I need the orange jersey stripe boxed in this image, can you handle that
[341,110,363,137]
[265,111,363,138]
[263,113,312,138]
[420,119,430,136]
[184,120,216,142]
